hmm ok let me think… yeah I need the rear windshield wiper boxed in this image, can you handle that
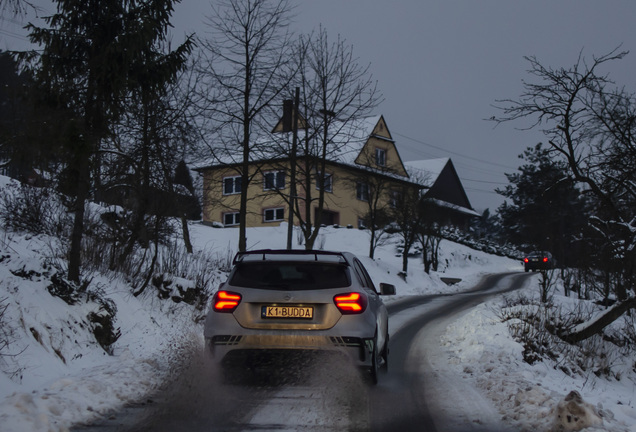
[255,282,291,290]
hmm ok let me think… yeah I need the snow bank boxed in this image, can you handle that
[435,290,636,432]
[1,216,634,431]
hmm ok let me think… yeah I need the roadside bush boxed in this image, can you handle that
[80,221,225,308]
[86,286,121,354]
[0,183,69,237]
[0,296,23,380]
[0,297,10,358]
[152,241,228,309]
[496,294,632,379]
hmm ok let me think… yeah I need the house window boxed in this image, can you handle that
[223,212,240,226]
[264,207,285,222]
[358,218,367,229]
[315,171,333,192]
[375,148,386,167]
[390,190,401,208]
[264,171,286,190]
[223,176,241,195]
[356,182,370,202]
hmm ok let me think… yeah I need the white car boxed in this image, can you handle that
[203,249,396,384]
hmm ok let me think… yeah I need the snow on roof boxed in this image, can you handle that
[193,115,405,179]
[404,158,450,187]
[428,198,481,217]
[328,115,383,165]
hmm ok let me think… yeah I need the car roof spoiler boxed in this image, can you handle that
[233,249,348,265]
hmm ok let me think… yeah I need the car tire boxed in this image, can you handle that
[367,331,380,385]
[380,332,389,372]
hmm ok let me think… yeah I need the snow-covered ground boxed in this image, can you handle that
[0,207,635,431]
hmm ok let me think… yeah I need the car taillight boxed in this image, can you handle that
[524,258,529,263]
[334,292,368,314]
[213,290,242,312]
[543,257,548,263]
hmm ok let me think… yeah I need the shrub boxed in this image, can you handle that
[0,297,9,358]
[497,294,633,379]
[0,182,69,237]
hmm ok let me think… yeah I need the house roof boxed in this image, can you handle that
[194,115,411,181]
[192,116,477,217]
[405,158,479,217]
[328,115,383,166]
[404,158,450,187]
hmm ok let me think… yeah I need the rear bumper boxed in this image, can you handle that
[525,263,551,271]
[206,333,373,366]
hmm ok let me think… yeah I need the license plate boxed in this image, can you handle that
[262,305,313,319]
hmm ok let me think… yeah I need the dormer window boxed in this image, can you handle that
[375,148,386,167]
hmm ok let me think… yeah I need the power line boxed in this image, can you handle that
[395,131,518,171]
[461,177,508,185]
[0,28,29,42]
[464,187,502,196]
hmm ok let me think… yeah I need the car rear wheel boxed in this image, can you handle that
[369,333,379,385]
[380,332,389,372]
[365,329,388,385]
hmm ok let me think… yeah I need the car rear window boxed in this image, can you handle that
[230,262,351,290]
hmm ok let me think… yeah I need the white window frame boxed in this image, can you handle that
[263,171,286,191]
[315,171,333,193]
[356,182,370,202]
[223,212,240,226]
[263,207,285,222]
[375,148,386,167]
[223,176,241,195]
[390,190,401,208]
[358,218,367,229]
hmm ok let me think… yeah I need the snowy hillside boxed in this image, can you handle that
[0,211,635,431]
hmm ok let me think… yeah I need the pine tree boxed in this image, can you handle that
[496,143,587,267]
[25,0,191,283]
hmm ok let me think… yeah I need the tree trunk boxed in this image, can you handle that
[68,199,86,284]
[402,248,409,273]
[181,215,192,254]
[369,227,376,259]
[560,297,636,343]
[67,157,91,284]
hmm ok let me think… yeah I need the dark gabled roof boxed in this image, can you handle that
[405,158,478,216]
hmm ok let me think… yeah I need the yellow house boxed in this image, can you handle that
[195,115,475,228]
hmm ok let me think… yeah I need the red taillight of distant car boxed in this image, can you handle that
[524,258,529,263]
[213,290,242,312]
[543,257,548,263]
[334,292,368,314]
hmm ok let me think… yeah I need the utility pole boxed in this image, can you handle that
[286,87,300,249]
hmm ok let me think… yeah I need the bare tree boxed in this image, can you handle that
[343,151,399,259]
[389,184,424,276]
[0,0,36,16]
[415,199,443,274]
[493,47,636,341]
[284,26,383,249]
[102,58,197,275]
[197,0,295,252]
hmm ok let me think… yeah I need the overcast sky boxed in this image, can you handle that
[2,0,635,212]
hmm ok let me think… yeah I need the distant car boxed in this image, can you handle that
[523,251,555,272]
[203,249,396,384]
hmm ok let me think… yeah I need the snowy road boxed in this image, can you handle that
[72,272,529,432]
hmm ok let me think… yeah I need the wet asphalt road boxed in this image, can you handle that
[72,272,530,432]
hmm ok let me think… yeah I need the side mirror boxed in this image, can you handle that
[379,283,396,296]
